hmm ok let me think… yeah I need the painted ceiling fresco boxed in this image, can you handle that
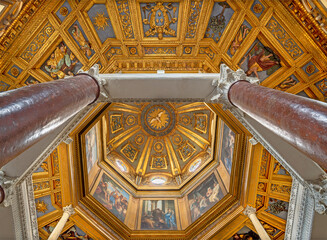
[2,0,326,239]
[104,102,217,189]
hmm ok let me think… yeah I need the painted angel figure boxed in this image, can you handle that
[45,43,78,79]
[71,24,92,57]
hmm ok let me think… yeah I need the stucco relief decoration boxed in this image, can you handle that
[0,0,24,37]
[116,0,134,39]
[309,174,327,214]
[21,21,55,62]
[266,17,303,59]
[141,2,178,40]
[185,0,203,38]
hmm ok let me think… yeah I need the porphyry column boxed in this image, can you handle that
[211,64,327,169]
[228,80,327,168]
[48,205,75,240]
[243,205,271,240]
[0,74,99,167]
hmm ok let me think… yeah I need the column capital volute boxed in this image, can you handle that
[206,64,259,109]
[243,205,257,217]
[63,204,75,216]
[308,173,327,214]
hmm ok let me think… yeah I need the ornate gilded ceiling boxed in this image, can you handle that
[104,102,216,189]
[2,0,327,239]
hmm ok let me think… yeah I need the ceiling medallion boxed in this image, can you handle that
[59,7,68,16]
[141,103,176,136]
[93,12,109,30]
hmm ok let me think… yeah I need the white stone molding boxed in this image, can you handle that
[308,173,327,215]
[63,136,73,145]
[11,175,39,240]
[206,64,259,109]
[285,179,314,240]
[249,137,259,145]
[0,170,16,207]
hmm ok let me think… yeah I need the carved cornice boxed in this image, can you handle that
[282,0,327,55]
[0,0,45,59]
[285,179,314,240]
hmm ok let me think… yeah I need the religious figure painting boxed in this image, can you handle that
[228,21,251,56]
[220,123,235,175]
[239,40,281,82]
[187,173,224,222]
[92,171,129,222]
[44,224,93,240]
[85,125,98,174]
[69,21,94,58]
[42,42,82,79]
[141,200,177,230]
[229,226,260,240]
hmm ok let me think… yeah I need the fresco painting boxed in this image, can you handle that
[188,173,224,222]
[220,123,235,175]
[68,21,94,58]
[205,2,234,43]
[85,125,98,174]
[265,198,289,220]
[44,224,93,240]
[239,40,281,82]
[141,200,177,230]
[228,21,251,57]
[229,226,260,240]
[92,172,129,222]
[42,42,82,79]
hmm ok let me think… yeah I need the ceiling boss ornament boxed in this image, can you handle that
[142,2,178,40]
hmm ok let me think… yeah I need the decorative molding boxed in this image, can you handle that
[308,173,327,214]
[282,0,327,55]
[205,64,259,109]
[285,178,314,240]
[63,136,73,145]
[11,175,39,240]
[249,137,258,145]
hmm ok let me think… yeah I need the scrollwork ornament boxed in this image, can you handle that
[205,64,259,109]
[0,170,16,207]
[308,173,327,214]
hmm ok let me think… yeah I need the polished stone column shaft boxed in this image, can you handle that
[228,80,327,168]
[48,205,75,240]
[0,74,99,167]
